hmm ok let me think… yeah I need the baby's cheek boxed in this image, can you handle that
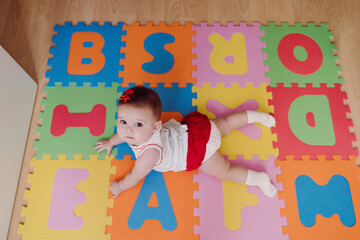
[116,126,122,134]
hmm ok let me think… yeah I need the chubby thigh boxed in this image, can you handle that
[199,151,248,184]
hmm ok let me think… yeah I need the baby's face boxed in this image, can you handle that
[117,104,161,147]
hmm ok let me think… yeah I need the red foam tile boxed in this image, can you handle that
[269,83,358,160]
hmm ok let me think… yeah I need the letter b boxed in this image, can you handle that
[67,32,106,75]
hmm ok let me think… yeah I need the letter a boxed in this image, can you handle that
[128,171,177,231]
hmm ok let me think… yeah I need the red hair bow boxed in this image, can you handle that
[119,89,134,103]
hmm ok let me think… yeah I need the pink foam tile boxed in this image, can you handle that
[194,155,287,240]
[192,22,269,87]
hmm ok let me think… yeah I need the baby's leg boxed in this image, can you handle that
[200,151,277,198]
[212,111,275,136]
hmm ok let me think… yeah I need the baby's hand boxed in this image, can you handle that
[93,139,114,157]
[109,181,123,198]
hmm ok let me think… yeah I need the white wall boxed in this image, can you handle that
[0,46,37,239]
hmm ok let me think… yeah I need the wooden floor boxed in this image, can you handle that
[1,0,359,239]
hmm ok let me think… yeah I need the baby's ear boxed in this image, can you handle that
[154,120,162,131]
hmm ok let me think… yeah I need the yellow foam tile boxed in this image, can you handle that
[193,82,278,160]
[18,154,114,240]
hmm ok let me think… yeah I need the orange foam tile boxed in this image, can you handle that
[120,22,196,87]
[276,155,360,240]
[106,155,198,239]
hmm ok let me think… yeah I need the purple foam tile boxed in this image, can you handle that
[236,155,287,240]
[196,155,286,240]
[192,22,269,87]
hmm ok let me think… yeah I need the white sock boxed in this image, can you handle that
[246,111,276,127]
[245,170,277,198]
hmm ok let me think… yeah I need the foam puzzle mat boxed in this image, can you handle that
[17,22,360,240]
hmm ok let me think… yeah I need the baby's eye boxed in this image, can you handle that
[136,122,143,127]
[120,120,127,125]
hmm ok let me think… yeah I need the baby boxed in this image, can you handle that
[94,85,277,198]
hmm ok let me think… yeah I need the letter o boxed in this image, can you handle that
[278,33,323,75]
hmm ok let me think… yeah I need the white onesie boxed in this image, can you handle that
[130,119,221,172]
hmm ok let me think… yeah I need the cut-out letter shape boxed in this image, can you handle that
[51,104,106,137]
[223,181,258,231]
[48,168,89,229]
[278,33,323,75]
[67,32,106,75]
[142,32,175,74]
[288,95,335,146]
[148,192,159,207]
[128,170,177,231]
[209,33,248,75]
[295,175,356,227]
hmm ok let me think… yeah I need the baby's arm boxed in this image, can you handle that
[109,148,160,198]
[93,133,124,156]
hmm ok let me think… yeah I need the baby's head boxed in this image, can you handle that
[117,85,162,146]
[118,85,162,120]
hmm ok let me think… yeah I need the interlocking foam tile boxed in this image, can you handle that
[269,83,358,160]
[114,82,197,160]
[276,155,360,240]
[18,155,115,240]
[34,82,119,160]
[261,22,343,87]
[194,155,287,240]
[192,22,269,87]
[193,82,278,160]
[106,155,199,239]
[120,22,196,87]
[46,22,125,87]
